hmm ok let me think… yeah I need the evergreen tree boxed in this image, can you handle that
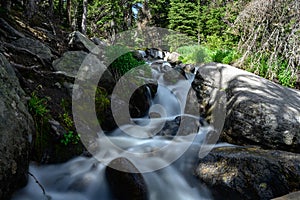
[168,0,200,39]
[144,0,170,28]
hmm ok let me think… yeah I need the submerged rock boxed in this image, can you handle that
[105,157,148,200]
[0,53,34,199]
[196,146,300,200]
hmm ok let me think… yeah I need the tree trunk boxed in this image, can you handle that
[48,0,54,17]
[66,0,72,26]
[26,0,36,19]
[58,0,63,17]
[81,0,88,34]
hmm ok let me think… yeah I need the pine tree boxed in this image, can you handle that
[168,0,200,40]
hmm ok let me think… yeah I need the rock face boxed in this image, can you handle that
[196,146,300,200]
[0,53,34,199]
[197,63,300,153]
[105,157,148,200]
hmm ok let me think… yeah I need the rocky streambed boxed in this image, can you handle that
[0,17,299,200]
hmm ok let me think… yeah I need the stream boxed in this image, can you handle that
[12,61,220,200]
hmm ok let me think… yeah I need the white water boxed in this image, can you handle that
[12,61,216,200]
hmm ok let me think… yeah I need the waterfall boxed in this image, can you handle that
[12,60,215,200]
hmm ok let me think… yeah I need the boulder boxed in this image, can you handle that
[105,157,148,200]
[146,48,164,59]
[52,51,115,93]
[272,191,300,200]
[196,146,300,200]
[0,18,25,39]
[164,52,181,64]
[91,37,108,47]
[0,53,34,199]
[197,63,300,153]
[10,37,53,63]
[52,51,88,78]
[68,31,100,54]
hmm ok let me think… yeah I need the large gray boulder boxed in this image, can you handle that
[68,31,100,54]
[196,146,300,200]
[52,51,88,78]
[0,53,34,199]
[10,37,53,62]
[52,51,115,93]
[197,63,300,153]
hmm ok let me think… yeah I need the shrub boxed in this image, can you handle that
[105,45,145,80]
[277,61,297,87]
[60,131,80,146]
[28,92,49,117]
[177,45,210,64]
[211,49,240,64]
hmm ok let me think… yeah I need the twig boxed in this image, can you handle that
[28,171,46,195]
[11,62,40,70]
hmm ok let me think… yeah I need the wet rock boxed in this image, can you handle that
[164,52,181,64]
[68,31,100,54]
[196,146,300,200]
[10,37,53,62]
[197,63,300,153]
[146,48,164,59]
[105,157,148,200]
[0,53,34,199]
[155,116,200,137]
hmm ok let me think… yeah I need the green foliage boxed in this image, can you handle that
[28,92,49,117]
[147,0,170,28]
[60,131,80,146]
[176,45,240,65]
[58,98,82,146]
[211,49,240,64]
[59,98,73,128]
[278,61,297,87]
[95,87,110,124]
[106,45,145,79]
[244,55,297,88]
[177,45,210,64]
[61,113,73,128]
[28,91,51,162]
[95,87,110,111]
[168,0,199,40]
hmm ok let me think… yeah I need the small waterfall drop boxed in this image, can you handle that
[12,61,214,200]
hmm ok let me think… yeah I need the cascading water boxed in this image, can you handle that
[12,60,215,200]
